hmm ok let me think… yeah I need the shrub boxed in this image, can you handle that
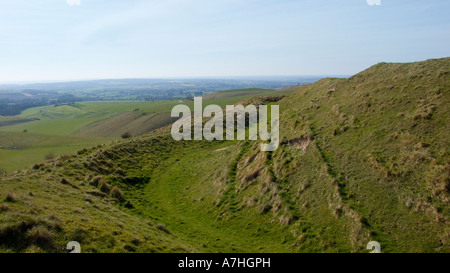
[0,203,9,212]
[124,244,136,252]
[23,245,45,253]
[73,208,83,214]
[59,154,71,160]
[156,223,170,234]
[70,227,88,243]
[110,187,123,200]
[98,179,111,193]
[26,226,54,247]
[32,163,42,170]
[124,200,134,209]
[89,176,104,187]
[44,152,55,160]
[60,178,70,185]
[85,195,93,203]
[77,148,88,155]
[88,175,111,193]
[5,193,17,203]
[131,237,142,246]
[121,131,132,139]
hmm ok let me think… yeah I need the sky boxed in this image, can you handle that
[0,0,449,83]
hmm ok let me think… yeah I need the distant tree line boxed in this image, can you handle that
[0,99,49,116]
[0,77,321,116]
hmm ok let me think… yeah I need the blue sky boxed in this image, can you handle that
[0,0,449,83]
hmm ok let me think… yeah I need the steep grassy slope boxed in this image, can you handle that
[0,58,448,253]
[239,58,450,252]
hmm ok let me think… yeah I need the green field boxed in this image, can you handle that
[1,88,289,136]
[0,131,108,172]
[0,88,293,172]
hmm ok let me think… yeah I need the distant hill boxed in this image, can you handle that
[0,77,322,116]
[0,58,448,253]
[0,77,322,93]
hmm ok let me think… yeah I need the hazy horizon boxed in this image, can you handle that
[1,0,449,83]
[0,74,351,86]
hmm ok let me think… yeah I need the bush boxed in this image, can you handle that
[5,193,17,203]
[110,187,123,200]
[124,200,134,209]
[0,203,10,212]
[98,179,111,194]
[156,223,170,234]
[44,152,55,160]
[121,132,132,139]
[60,178,70,185]
[131,237,142,246]
[32,163,43,170]
[77,148,88,155]
[70,227,88,243]
[26,226,54,247]
[89,176,103,187]
[85,195,93,203]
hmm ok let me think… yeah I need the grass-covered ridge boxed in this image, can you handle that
[0,58,449,253]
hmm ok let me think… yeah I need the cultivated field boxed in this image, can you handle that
[0,88,293,173]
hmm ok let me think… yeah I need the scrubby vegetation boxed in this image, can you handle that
[120,132,132,139]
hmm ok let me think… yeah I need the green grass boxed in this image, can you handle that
[0,118,100,136]
[128,140,294,252]
[0,116,36,127]
[0,59,448,253]
[0,131,108,172]
[0,88,295,170]
[1,88,291,137]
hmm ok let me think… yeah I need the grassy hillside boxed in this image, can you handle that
[0,58,448,253]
